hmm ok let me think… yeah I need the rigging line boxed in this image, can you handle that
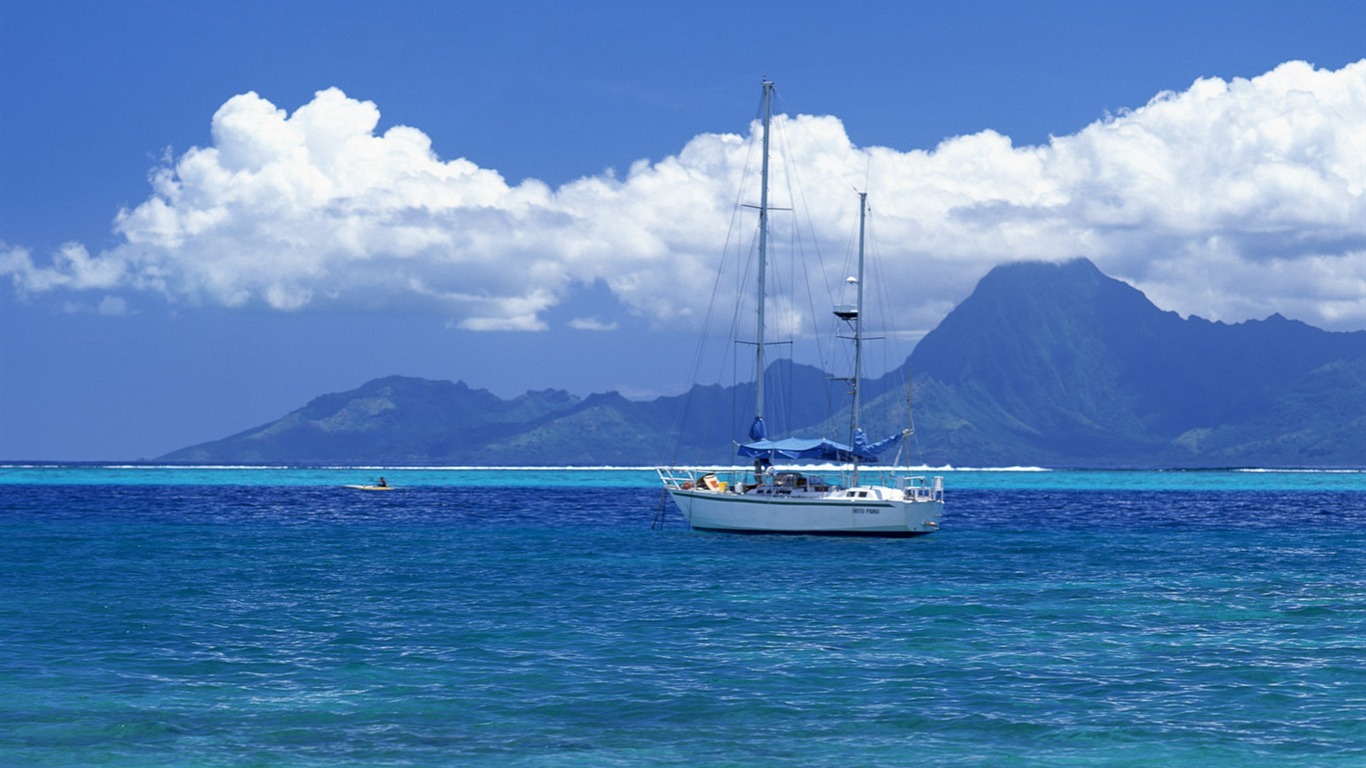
[778,91,854,341]
[773,110,839,309]
[821,202,857,430]
[730,222,763,438]
[672,203,743,464]
[670,93,767,465]
[879,223,921,407]
[864,204,900,384]
[855,200,903,394]
[907,368,926,463]
[768,104,845,423]
[865,195,927,469]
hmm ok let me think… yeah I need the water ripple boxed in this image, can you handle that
[2,483,1364,766]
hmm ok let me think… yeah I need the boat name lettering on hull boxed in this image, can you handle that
[852,507,880,515]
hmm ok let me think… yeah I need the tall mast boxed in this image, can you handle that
[851,192,867,485]
[753,79,774,433]
[853,192,867,431]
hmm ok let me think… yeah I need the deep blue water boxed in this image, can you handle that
[2,468,1365,766]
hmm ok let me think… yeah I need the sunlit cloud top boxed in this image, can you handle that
[4,59,1364,332]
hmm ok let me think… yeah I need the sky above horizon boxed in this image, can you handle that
[2,0,1364,461]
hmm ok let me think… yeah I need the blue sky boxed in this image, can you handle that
[2,0,1364,460]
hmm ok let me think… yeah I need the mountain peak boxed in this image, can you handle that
[908,259,1366,466]
[161,260,1366,467]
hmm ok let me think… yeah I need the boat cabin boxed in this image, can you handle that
[743,471,833,495]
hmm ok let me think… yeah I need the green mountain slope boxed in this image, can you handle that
[908,259,1366,466]
[161,259,1366,467]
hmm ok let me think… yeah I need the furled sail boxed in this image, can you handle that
[738,428,903,463]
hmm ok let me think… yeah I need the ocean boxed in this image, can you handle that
[2,466,1364,766]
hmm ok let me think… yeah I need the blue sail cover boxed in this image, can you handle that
[738,428,903,463]
[748,416,767,441]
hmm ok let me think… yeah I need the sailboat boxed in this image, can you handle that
[656,80,944,537]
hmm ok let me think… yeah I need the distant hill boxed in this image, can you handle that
[160,362,842,466]
[161,259,1366,468]
[162,378,582,464]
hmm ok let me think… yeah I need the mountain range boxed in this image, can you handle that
[161,258,1366,468]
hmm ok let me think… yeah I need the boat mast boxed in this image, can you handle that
[851,192,867,486]
[753,79,774,436]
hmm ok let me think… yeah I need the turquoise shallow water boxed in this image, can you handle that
[2,467,1364,766]
[4,464,1365,491]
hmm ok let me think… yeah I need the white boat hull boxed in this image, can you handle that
[661,471,942,537]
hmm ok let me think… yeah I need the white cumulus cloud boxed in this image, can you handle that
[3,60,1364,333]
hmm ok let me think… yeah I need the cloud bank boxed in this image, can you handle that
[4,60,1364,332]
